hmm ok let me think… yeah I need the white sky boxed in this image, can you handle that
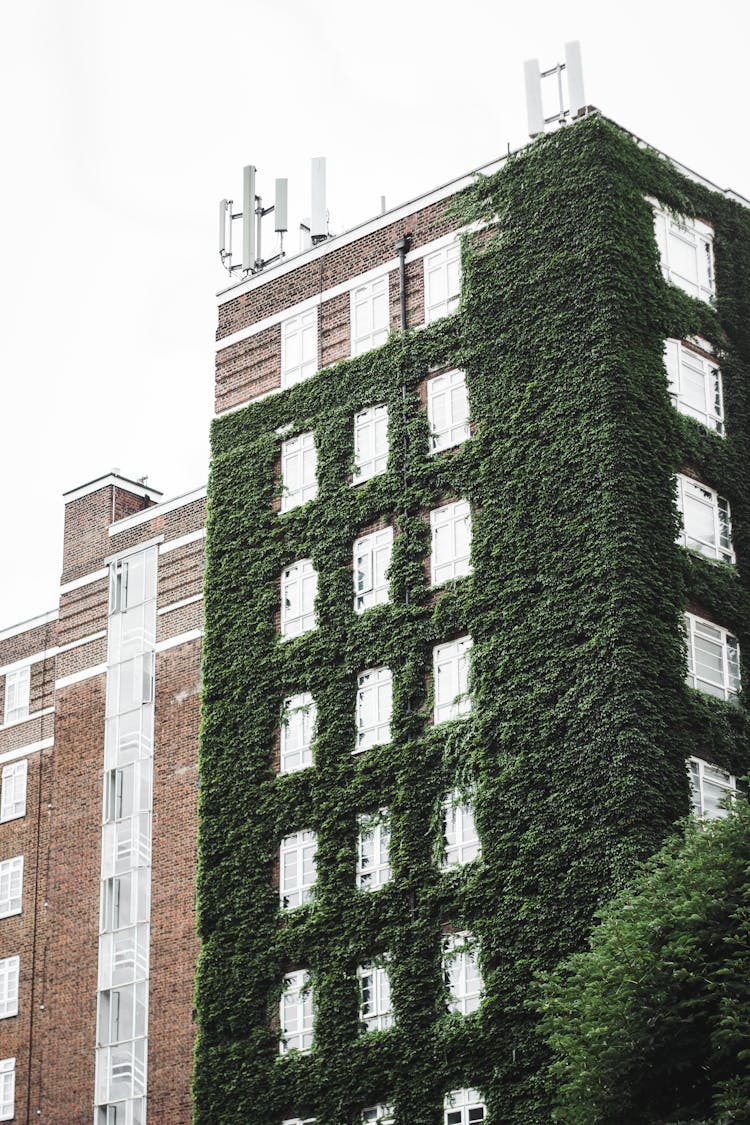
[1,0,747,629]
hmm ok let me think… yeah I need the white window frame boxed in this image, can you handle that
[689,756,738,821]
[444,1088,486,1124]
[354,528,393,613]
[4,666,30,725]
[664,339,724,435]
[431,500,472,585]
[0,957,19,1020]
[282,1119,316,1125]
[280,694,316,774]
[351,275,390,356]
[281,309,317,388]
[109,551,157,615]
[96,1099,147,1125]
[675,474,734,564]
[424,241,461,323]
[281,432,318,513]
[427,370,470,454]
[356,811,392,891]
[653,204,715,303]
[434,638,472,724]
[443,791,481,868]
[353,405,388,484]
[684,613,741,701]
[0,858,23,920]
[443,932,482,1015]
[281,560,317,639]
[280,830,317,910]
[357,960,393,1032]
[0,1058,14,1122]
[362,1106,394,1124]
[279,969,314,1054]
[355,667,392,753]
[0,761,27,823]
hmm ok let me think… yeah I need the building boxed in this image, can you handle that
[0,104,748,1124]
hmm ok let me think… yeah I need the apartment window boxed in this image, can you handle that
[280,694,316,774]
[362,1106,394,1124]
[0,761,27,823]
[104,761,152,823]
[97,1099,146,1125]
[434,638,472,723]
[280,970,314,1053]
[443,932,482,1015]
[653,206,715,304]
[280,830,317,909]
[0,858,23,919]
[353,405,388,484]
[355,668,392,753]
[281,309,317,388]
[0,1058,14,1121]
[424,241,461,323]
[97,981,148,1046]
[281,560,317,639]
[675,475,734,564]
[689,757,738,821]
[109,552,157,615]
[664,339,724,435]
[444,1089,486,1124]
[428,370,470,453]
[354,528,393,613]
[281,432,318,513]
[356,812,392,891]
[685,613,740,701]
[0,957,19,1019]
[4,666,30,725]
[101,871,150,932]
[443,791,481,867]
[431,501,472,584]
[351,276,389,356]
[358,961,393,1031]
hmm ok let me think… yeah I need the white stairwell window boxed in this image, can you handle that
[684,613,740,701]
[280,970,314,1053]
[434,637,472,723]
[443,932,482,1015]
[280,694,316,774]
[281,560,318,639]
[675,475,734,563]
[362,1105,394,1124]
[442,791,481,867]
[4,666,30,725]
[281,432,318,512]
[351,276,389,356]
[689,757,738,821]
[664,339,724,435]
[353,405,388,483]
[444,1089,486,1124]
[428,370,470,453]
[355,668,392,753]
[358,960,393,1031]
[0,858,23,919]
[431,500,472,584]
[424,241,461,323]
[354,528,393,613]
[653,205,715,303]
[0,761,27,823]
[282,310,317,388]
[280,830,317,909]
[356,811,392,891]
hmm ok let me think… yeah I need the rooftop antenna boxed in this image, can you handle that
[219,164,288,277]
[524,41,586,138]
[299,157,332,249]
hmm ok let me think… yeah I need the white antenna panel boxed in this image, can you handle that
[219,199,227,254]
[310,158,327,239]
[565,41,585,116]
[242,165,256,272]
[524,58,544,137]
[275,179,288,232]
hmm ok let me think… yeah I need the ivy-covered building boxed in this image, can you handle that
[196,111,750,1124]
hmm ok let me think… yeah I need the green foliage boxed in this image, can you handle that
[194,115,750,1123]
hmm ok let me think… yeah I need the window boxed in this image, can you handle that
[280,694,316,774]
[664,339,724,434]
[105,654,155,717]
[4,666,30,725]
[428,370,470,453]
[362,1106,394,1124]
[0,858,23,919]
[101,871,150,932]
[280,970,314,1053]
[653,205,715,303]
[424,241,461,323]
[0,957,19,1019]
[434,638,472,723]
[109,552,157,615]
[685,613,740,701]
[281,309,317,388]
[431,501,472,584]
[354,528,393,613]
[104,761,152,823]
[356,812,391,891]
[281,560,317,639]
[351,276,389,356]
[0,1059,14,1121]
[282,1119,316,1125]
[97,981,148,1045]
[357,961,393,1031]
[443,933,482,1015]
[0,761,27,823]
[676,475,734,563]
[353,405,388,484]
[443,791,481,867]
[281,432,318,513]
[689,757,738,820]
[96,1099,146,1125]
[355,668,392,753]
[98,926,149,990]
[444,1089,486,1124]
[280,830,317,909]
[94,1038,147,1103]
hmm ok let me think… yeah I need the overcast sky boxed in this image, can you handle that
[1,0,747,629]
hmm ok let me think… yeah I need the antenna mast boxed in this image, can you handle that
[219,165,289,278]
[524,41,587,138]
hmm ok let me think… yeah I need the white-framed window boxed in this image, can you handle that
[664,339,724,435]
[96,1098,147,1125]
[443,791,481,867]
[354,528,393,613]
[97,926,149,991]
[443,932,482,1015]
[281,309,317,388]
[444,1088,486,1124]
[355,668,392,753]
[109,551,157,615]
[653,205,715,303]
[0,761,27,823]
[0,957,19,1020]
[351,276,389,356]
[362,1106,394,1124]
[94,1038,147,1103]
[280,830,317,910]
[689,757,738,820]
[434,638,472,724]
[281,560,318,639]
[353,405,388,484]
[424,241,461,323]
[281,432,318,513]
[104,760,152,824]
[0,1058,14,1121]
[685,613,740,701]
[4,666,30,725]
[280,694,316,774]
[357,960,393,1031]
[100,871,150,933]
[428,370,470,454]
[282,1119,316,1125]
[280,969,314,1053]
[676,475,734,563]
[356,811,391,891]
[431,501,472,584]
[0,858,23,919]
[97,981,148,1046]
